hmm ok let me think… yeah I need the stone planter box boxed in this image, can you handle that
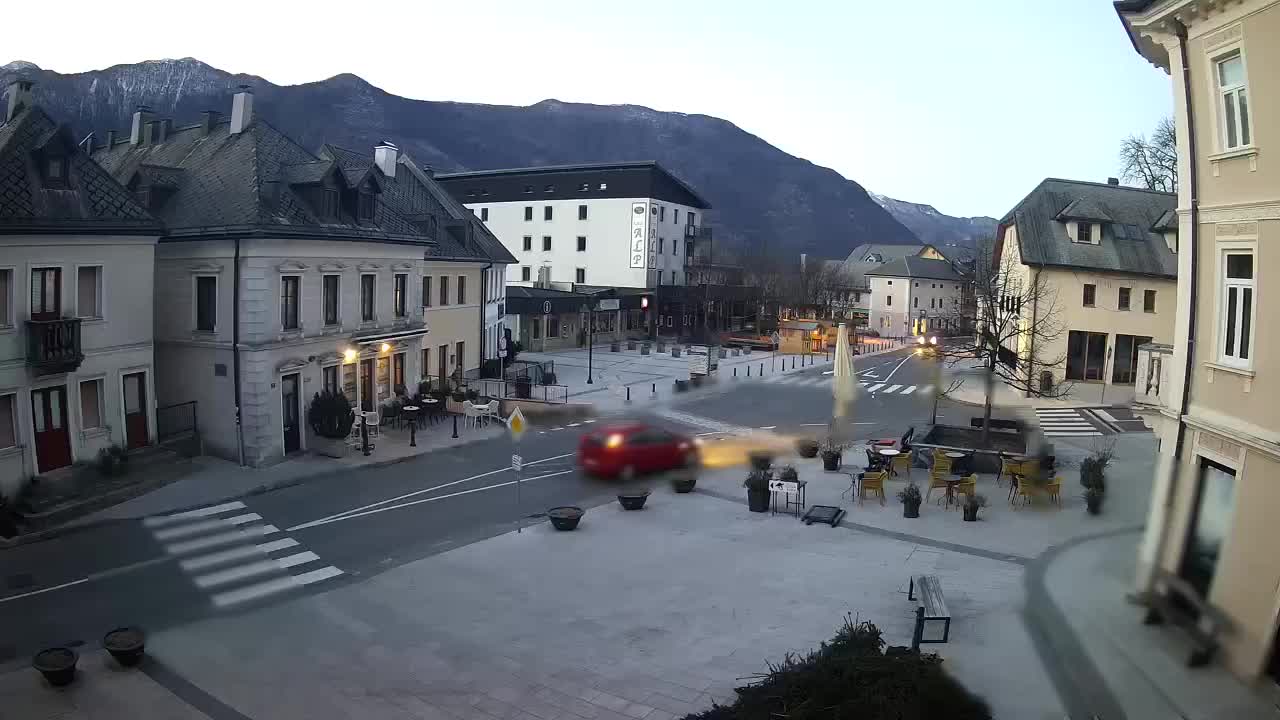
[731,348,741,356]
[312,436,351,458]
[610,342,621,352]
[641,345,651,355]
[672,347,681,358]
[627,341,637,350]
[657,342,667,353]
[718,348,728,358]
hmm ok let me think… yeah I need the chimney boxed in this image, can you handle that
[200,110,222,136]
[374,141,398,178]
[230,85,254,135]
[144,119,161,145]
[5,79,33,122]
[105,129,117,147]
[159,118,173,143]
[130,105,154,145]
[1107,177,1120,186]
[420,163,434,178]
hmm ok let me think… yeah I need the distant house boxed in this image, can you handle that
[991,177,1177,403]
[827,243,948,324]
[866,256,968,337]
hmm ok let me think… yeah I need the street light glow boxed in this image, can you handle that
[343,348,358,362]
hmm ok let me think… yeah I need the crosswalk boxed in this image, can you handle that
[143,501,342,609]
[1034,408,1103,437]
[761,373,932,397]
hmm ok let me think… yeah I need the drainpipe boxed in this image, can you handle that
[1146,20,1200,590]
[1027,266,1041,397]
[233,236,245,467]
[480,263,492,383]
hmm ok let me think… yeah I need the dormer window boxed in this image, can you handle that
[43,154,69,189]
[1077,222,1092,244]
[357,191,375,220]
[318,189,339,219]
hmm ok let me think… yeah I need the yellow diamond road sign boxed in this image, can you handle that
[508,406,528,440]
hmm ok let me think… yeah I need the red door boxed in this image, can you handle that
[122,372,149,450]
[31,386,72,472]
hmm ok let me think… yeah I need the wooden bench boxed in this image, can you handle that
[1133,569,1227,667]
[908,575,951,643]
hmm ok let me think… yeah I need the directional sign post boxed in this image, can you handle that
[508,407,528,531]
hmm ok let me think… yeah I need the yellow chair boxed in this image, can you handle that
[891,453,911,479]
[957,473,978,499]
[1045,475,1063,506]
[926,468,950,504]
[1011,474,1036,507]
[997,456,1020,487]
[859,470,887,506]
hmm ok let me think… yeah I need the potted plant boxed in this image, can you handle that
[796,438,819,459]
[779,465,799,483]
[670,468,697,493]
[32,647,78,686]
[617,488,650,510]
[1080,443,1113,515]
[308,391,355,458]
[744,469,772,512]
[514,376,532,399]
[0,494,17,538]
[820,437,843,471]
[103,627,146,667]
[962,494,986,522]
[96,445,129,477]
[748,451,773,471]
[672,346,682,358]
[641,343,651,356]
[657,340,667,353]
[898,483,923,518]
[548,506,584,530]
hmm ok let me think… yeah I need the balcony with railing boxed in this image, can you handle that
[1133,342,1173,414]
[684,224,712,240]
[25,317,84,375]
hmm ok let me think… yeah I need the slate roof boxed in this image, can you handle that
[832,242,927,289]
[999,178,1177,279]
[865,256,966,282]
[1056,197,1112,222]
[1152,209,1177,231]
[0,104,157,233]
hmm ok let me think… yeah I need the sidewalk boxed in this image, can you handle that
[941,362,1121,410]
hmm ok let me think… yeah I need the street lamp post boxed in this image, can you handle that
[587,305,594,384]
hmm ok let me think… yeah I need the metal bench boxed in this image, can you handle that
[908,575,951,644]
[1133,569,1227,667]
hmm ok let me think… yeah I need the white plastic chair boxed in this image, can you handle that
[462,401,478,430]
[473,401,497,427]
[364,411,380,438]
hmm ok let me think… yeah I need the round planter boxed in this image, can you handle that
[743,347,753,355]
[1086,495,1104,515]
[103,627,146,667]
[903,501,921,519]
[674,379,689,392]
[672,348,682,358]
[821,451,841,471]
[617,492,650,511]
[671,477,697,493]
[32,647,78,687]
[657,342,667,353]
[718,349,727,359]
[627,341,637,350]
[548,506,584,530]
[796,440,819,459]
[746,488,770,513]
[962,508,978,522]
[610,343,621,353]
[641,345,651,356]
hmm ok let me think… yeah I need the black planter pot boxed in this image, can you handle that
[610,343,621,352]
[690,375,704,387]
[821,451,841,471]
[103,627,146,667]
[617,492,650,510]
[32,647,78,687]
[671,477,697,493]
[747,488,770,512]
[548,506,584,530]
[627,341,637,350]
[962,507,978,522]
[674,379,689,392]
[748,452,773,471]
[1086,494,1104,515]
[797,440,819,458]
[903,501,921,518]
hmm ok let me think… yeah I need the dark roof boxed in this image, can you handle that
[865,256,965,282]
[832,243,926,289]
[0,104,157,233]
[1152,209,1177,231]
[506,286,585,300]
[998,178,1177,278]
[1055,197,1112,223]
[436,161,711,209]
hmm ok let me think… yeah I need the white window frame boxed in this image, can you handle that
[1215,51,1252,151]
[1218,249,1255,369]
[192,274,219,334]
[78,376,107,434]
[0,266,14,330]
[0,390,18,451]
[74,263,105,321]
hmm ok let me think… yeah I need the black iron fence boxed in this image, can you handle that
[156,401,199,442]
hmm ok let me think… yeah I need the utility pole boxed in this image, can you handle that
[587,303,594,384]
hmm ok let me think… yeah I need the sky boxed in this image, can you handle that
[4,0,1172,219]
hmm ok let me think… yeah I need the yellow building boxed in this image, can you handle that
[1119,0,1280,688]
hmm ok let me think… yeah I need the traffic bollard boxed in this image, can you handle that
[759,363,763,376]
[652,382,656,394]
[734,367,737,377]
[747,365,751,377]
[452,413,458,439]
[409,415,417,447]
[626,386,631,402]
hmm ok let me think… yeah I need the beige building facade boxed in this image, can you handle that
[1119,0,1280,689]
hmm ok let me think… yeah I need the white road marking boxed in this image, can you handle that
[195,551,322,590]
[920,385,934,395]
[903,385,917,394]
[1043,431,1103,437]
[152,513,262,542]
[867,384,886,392]
[143,501,246,528]
[822,370,833,375]
[583,419,596,424]
[0,578,89,604]
[758,426,776,430]
[881,354,913,383]
[884,384,903,394]
[180,538,300,572]
[551,427,564,431]
[211,566,343,609]
[287,471,574,532]
[567,423,581,427]
[164,525,279,555]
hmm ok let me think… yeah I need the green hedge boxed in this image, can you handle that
[681,618,990,720]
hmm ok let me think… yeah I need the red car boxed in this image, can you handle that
[578,424,698,479]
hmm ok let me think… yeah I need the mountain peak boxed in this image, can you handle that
[1,60,42,75]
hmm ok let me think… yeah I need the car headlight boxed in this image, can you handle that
[930,336,938,345]
[916,336,925,345]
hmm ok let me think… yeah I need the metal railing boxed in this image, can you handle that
[26,317,83,375]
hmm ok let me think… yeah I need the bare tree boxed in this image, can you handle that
[934,238,1070,444]
[1119,116,1178,193]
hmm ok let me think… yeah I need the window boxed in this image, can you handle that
[544,206,553,221]
[0,268,10,327]
[521,266,531,282]
[523,185,533,194]
[686,241,693,257]
[0,394,14,450]
[357,191,375,220]
[323,275,339,325]
[542,236,551,251]
[578,204,588,220]
[439,276,450,306]
[361,274,376,322]
[1221,251,1254,365]
[659,206,665,221]
[393,353,405,391]
[1066,330,1108,381]
[457,276,466,304]
[281,275,300,330]
[672,240,677,255]
[574,236,587,252]
[577,182,589,192]
[421,276,432,308]
[76,266,102,318]
[1078,223,1092,244]
[455,342,465,373]
[394,273,408,317]
[543,185,554,193]
[576,268,586,283]
[523,236,532,252]
[79,379,103,430]
[1182,459,1237,597]
[670,270,676,284]
[480,207,489,222]
[1144,289,1156,313]
[599,183,607,190]
[1112,334,1153,385]
[323,365,339,394]
[524,206,533,221]
[1217,54,1251,150]
[420,349,430,380]
[674,209,679,225]
[1083,283,1096,307]
[30,267,60,318]
[531,315,541,339]
[1118,287,1131,311]
[196,276,217,332]
[913,296,918,308]
[930,298,935,309]
[886,295,892,307]
[658,238,665,254]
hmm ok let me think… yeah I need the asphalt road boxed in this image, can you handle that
[0,346,945,666]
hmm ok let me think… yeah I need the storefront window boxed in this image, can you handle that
[1180,458,1237,598]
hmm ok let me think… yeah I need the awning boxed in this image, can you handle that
[353,326,430,345]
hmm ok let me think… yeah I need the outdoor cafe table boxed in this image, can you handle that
[417,397,439,425]
[402,405,419,429]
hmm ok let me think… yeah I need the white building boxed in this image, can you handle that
[867,256,968,337]
[0,82,161,494]
[436,162,712,290]
[91,91,513,467]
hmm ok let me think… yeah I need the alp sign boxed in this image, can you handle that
[629,202,647,269]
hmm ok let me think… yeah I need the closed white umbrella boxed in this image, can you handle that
[832,324,858,433]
